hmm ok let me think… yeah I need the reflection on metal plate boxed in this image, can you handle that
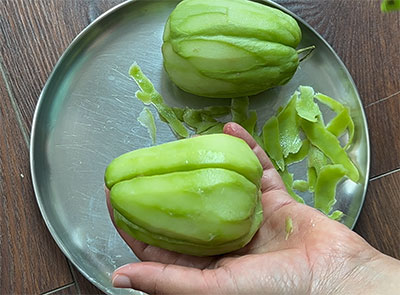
[30,0,370,294]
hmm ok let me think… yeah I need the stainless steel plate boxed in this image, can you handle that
[30,0,370,294]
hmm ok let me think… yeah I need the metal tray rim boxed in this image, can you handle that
[29,0,136,292]
[29,0,371,294]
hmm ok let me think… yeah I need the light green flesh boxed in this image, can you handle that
[163,42,297,97]
[174,38,264,72]
[111,168,259,245]
[172,36,298,73]
[105,134,262,189]
[114,195,263,256]
[170,0,301,47]
[162,42,241,98]
[163,0,301,98]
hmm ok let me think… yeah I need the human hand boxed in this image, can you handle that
[106,122,400,294]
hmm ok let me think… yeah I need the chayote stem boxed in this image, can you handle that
[297,45,316,62]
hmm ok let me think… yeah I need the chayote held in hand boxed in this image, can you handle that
[105,134,263,256]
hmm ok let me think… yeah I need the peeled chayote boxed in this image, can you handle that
[162,0,302,98]
[105,134,263,256]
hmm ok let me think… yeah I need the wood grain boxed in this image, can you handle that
[70,265,104,295]
[354,171,400,259]
[43,284,77,295]
[0,71,73,294]
[1,0,400,294]
[277,0,400,106]
[366,92,400,177]
[1,1,123,293]
[0,0,125,133]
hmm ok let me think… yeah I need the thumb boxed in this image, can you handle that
[112,262,215,294]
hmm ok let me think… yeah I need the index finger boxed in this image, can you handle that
[223,122,286,193]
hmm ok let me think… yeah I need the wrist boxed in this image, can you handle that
[340,252,400,295]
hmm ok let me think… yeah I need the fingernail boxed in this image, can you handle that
[112,274,132,288]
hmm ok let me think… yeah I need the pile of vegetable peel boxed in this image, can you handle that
[129,63,360,220]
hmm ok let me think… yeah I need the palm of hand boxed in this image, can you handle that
[107,123,378,294]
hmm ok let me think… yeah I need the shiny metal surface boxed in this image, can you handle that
[30,0,370,294]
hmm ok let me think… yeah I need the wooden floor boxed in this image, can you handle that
[1,0,399,294]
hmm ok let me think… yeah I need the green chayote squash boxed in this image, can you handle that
[162,0,302,98]
[105,134,263,256]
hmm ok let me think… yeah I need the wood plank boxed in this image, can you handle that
[43,284,77,295]
[365,92,400,177]
[0,0,124,132]
[354,171,400,260]
[70,265,104,295]
[0,69,73,294]
[1,1,122,293]
[277,0,400,106]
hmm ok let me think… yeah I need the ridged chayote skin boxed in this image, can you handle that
[162,0,302,98]
[105,134,263,256]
